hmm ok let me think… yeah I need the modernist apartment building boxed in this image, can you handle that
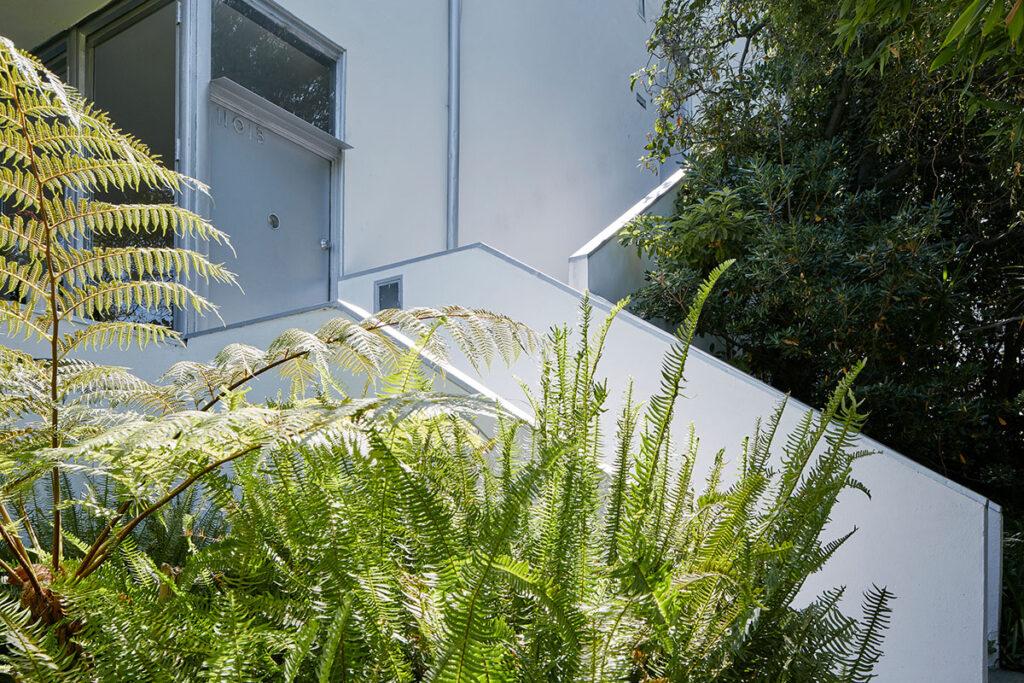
[0,1,1005,681]
[7,0,660,329]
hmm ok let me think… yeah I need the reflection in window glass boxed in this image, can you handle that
[375,279,402,312]
[90,2,178,326]
[45,54,67,82]
[212,0,335,133]
[0,197,23,304]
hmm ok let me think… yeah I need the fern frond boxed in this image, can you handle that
[58,320,182,354]
[0,595,74,681]
[840,585,894,683]
[59,278,218,320]
[44,198,229,246]
[622,260,733,558]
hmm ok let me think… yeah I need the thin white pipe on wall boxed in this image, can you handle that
[446,0,461,250]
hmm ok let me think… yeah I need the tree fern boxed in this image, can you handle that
[0,36,536,663]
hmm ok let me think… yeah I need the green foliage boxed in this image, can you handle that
[0,35,535,645]
[1003,518,1024,670]
[1,264,892,680]
[835,0,1024,149]
[0,35,891,681]
[627,0,1023,518]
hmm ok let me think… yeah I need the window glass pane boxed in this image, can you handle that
[0,197,24,303]
[212,0,335,133]
[90,2,178,325]
[376,280,401,311]
[45,54,67,81]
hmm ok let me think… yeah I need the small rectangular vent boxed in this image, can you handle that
[636,92,647,109]
[374,276,402,312]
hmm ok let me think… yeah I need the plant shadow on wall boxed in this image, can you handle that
[0,38,891,680]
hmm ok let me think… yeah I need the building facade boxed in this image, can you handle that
[9,0,661,331]
[0,1,1005,680]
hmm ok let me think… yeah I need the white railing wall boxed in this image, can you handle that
[568,167,685,304]
[340,242,1001,683]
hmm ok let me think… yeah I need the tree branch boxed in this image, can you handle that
[824,74,851,139]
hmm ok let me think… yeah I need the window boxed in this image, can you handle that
[374,277,402,312]
[88,1,179,325]
[212,0,336,133]
[638,0,646,20]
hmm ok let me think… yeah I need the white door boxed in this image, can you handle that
[199,0,345,329]
[205,91,332,326]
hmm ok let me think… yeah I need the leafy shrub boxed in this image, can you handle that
[1003,518,1024,671]
[628,0,1024,512]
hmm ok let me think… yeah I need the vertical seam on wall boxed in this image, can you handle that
[446,0,461,250]
[983,498,993,674]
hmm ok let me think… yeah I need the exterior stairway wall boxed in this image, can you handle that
[340,242,1001,683]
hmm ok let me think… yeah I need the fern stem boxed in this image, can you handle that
[197,311,482,411]
[76,441,264,580]
[0,501,32,564]
[0,556,17,580]
[0,512,43,596]
[73,500,131,579]
[16,499,40,551]
[12,70,63,574]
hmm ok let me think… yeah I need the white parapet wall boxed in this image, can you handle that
[341,242,1002,683]
[569,167,685,303]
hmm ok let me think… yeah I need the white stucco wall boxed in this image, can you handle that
[265,0,664,282]
[458,0,662,282]
[340,243,1000,683]
[569,166,683,303]
[273,0,450,275]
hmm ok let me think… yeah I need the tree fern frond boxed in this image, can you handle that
[58,320,181,354]
[55,246,235,288]
[44,198,229,246]
[0,300,51,341]
[59,278,219,321]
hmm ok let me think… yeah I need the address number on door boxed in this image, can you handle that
[215,106,265,145]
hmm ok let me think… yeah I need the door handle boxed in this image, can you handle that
[320,239,332,251]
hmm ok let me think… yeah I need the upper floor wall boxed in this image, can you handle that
[296,0,664,281]
[276,0,451,274]
[203,0,665,281]
[458,0,663,281]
